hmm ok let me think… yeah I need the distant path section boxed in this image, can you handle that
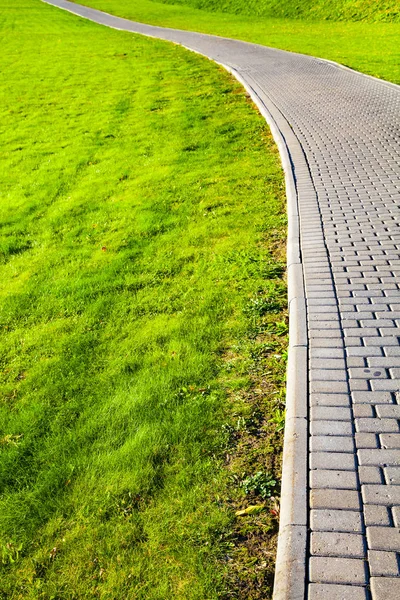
[42,1,400,598]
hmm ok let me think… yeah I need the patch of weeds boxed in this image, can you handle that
[241,471,278,499]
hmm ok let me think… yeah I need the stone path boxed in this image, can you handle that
[43,1,400,598]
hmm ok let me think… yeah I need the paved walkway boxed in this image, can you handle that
[43,1,400,598]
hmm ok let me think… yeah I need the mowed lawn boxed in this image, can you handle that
[74,0,400,84]
[0,1,287,598]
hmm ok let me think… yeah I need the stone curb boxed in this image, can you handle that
[42,1,310,596]
[225,69,308,600]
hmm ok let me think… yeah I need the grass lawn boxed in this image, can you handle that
[0,0,287,597]
[72,0,400,84]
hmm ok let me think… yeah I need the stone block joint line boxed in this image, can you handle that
[42,1,400,598]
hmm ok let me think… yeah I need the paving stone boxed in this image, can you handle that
[367,526,400,551]
[376,405,400,418]
[312,436,355,453]
[310,348,345,359]
[381,435,400,449]
[356,418,400,433]
[311,407,352,421]
[364,505,391,527]
[349,368,388,379]
[310,452,356,471]
[349,380,370,392]
[347,357,367,367]
[362,485,400,506]
[311,358,346,370]
[310,393,351,407]
[311,420,353,436]
[358,450,400,466]
[384,467,400,484]
[310,489,361,510]
[392,506,400,527]
[308,584,367,600]
[311,380,349,393]
[310,470,358,490]
[354,405,374,418]
[368,550,399,576]
[370,577,400,600]
[352,391,394,404]
[311,532,365,558]
[309,556,367,584]
[355,433,378,449]
[346,347,383,357]
[311,509,363,532]
[359,466,382,484]
[370,380,400,391]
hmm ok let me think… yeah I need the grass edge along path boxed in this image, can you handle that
[69,0,400,85]
[0,1,286,597]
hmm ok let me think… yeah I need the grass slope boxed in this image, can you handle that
[159,0,400,22]
[0,0,287,597]
[73,0,400,84]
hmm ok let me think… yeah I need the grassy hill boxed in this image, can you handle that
[157,0,400,22]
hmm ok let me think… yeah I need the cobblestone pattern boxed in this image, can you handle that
[43,1,400,597]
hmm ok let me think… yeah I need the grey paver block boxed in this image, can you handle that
[350,367,388,379]
[362,485,400,506]
[355,433,378,449]
[311,436,355,453]
[392,506,400,527]
[356,418,400,433]
[311,531,365,558]
[349,380,370,392]
[354,405,374,417]
[310,348,344,359]
[308,584,367,600]
[376,405,400,418]
[310,452,356,471]
[310,489,361,510]
[368,550,399,576]
[311,358,346,370]
[358,449,400,466]
[311,509,363,532]
[311,420,353,436]
[309,556,367,584]
[367,526,400,551]
[310,393,350,407]
[384,467,400,484]
[352,391,393,404]
[311,369,347,382]
[370,380,400,391]
[364,505,391,527]
[364,337,399,346]
[381,434,400,449]
[359,466,382,484]
[347,357,367,367]
[370,577,400,600]
[311,380,349,393]
[311,407,352,421]
[346,347,383,357]
[310,469,358,490]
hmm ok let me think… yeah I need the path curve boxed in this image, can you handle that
[42,2,400,598]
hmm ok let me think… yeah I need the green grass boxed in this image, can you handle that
[73,0,400,84]
[158,0,400,22]
[0,0,287,597]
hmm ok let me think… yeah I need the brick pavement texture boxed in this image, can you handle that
[43,1,400,597]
